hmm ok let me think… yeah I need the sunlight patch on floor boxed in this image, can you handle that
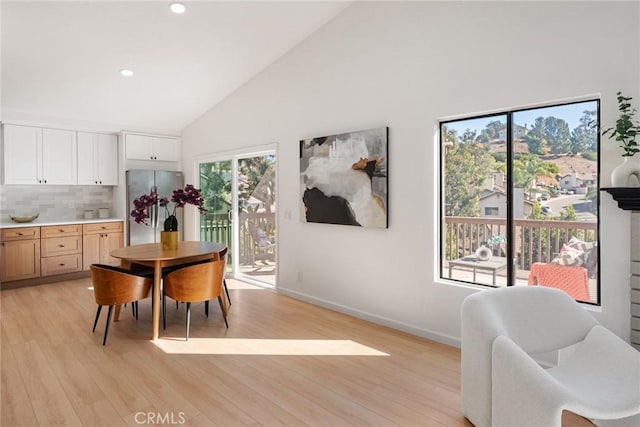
[153,338,389,356]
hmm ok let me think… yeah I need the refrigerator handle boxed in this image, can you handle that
[151,185,158,229]
[153,204,158,229]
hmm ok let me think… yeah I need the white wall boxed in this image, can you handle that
[181,1,640,345]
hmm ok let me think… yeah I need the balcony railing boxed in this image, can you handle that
[201,213,232,247]
[444,216,597,270]
[200,212,276,265]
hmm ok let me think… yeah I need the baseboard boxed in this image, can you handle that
[1,271,91,290]
[277,286,461,348]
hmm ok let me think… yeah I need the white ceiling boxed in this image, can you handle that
[1,1,350,135]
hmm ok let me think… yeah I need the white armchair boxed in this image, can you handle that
[461,286,640,427]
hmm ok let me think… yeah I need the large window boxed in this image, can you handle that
[440,100,600,305]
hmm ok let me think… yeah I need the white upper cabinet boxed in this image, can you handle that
[77,132,118,185]
[150,136,178,161]
[97,134,118,185]
[76,132,96,185]
[3,124,41,184]
[125,133,178,162]
[3,124,77,185]
[41,128,77,185]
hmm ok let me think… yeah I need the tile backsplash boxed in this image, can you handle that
[0,185,115,220]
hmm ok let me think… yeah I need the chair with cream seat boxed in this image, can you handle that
[90,264,153,346]
[162,258,228,340]
[461,286,640,427]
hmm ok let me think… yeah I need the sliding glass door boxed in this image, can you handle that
[199,160,233,274]
[199,149,276,287]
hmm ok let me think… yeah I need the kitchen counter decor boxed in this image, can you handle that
[9,213,39,223]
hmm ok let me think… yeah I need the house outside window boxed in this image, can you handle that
[440,100,600,305]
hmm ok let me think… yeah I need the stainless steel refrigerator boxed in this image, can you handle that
[126,170,184,246]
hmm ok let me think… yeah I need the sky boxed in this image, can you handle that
[444,100,598,136]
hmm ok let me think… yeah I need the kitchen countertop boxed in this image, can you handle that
[0,217,125,229]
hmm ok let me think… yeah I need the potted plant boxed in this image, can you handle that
[603,91,640,156]
[603,91,640,186]
[131,184,207,249]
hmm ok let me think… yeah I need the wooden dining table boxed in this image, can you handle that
[110,241,227,340]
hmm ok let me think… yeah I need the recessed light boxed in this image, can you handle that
[120,69,134,77]
[169,2,186,14]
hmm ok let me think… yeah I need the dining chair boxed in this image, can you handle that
[90,264,153,346]
[121,261,155,316]
[162,247,231,316]
[219,246,231,306]
[162,258,228,340]
[203,247,230,312]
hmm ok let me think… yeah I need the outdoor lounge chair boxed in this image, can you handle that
[247,221,275,265]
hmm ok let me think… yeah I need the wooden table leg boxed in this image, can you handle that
[152,261,162,340]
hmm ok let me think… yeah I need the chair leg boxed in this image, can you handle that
[131,302,135,317]
[162,288,167,330]
[218,296,229,328]
[205,300,209,317]
[92,305,102,332]
[134,301,139,320]
[103,305,114,346]
[185,302,191,341]
[223,279,231,306]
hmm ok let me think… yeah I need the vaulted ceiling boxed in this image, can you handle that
[1,1,350,134]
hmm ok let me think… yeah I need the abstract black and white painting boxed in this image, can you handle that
[300,127,388,228]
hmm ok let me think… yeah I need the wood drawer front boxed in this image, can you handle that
[1,227,40,241]
[41,254,82,276]
[41,224,82,237]
[83,222,123,234]
[41,236,82,257]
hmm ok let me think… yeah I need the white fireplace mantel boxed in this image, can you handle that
[602,188,640,350]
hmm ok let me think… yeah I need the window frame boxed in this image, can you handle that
[439,99,601,306]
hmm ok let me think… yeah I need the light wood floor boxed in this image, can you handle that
[1,277,592,426]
